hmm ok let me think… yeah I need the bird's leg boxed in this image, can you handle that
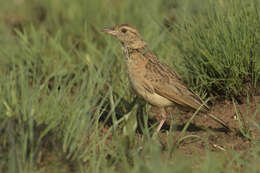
[156,108,166,132]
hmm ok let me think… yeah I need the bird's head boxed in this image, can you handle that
[103,24,147,49]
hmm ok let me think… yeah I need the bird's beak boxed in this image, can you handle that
[103,27,117,36]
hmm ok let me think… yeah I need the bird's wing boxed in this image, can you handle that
[138,50,230,131]
[144,57,209,112]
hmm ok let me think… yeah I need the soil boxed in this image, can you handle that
[149,96,260,154]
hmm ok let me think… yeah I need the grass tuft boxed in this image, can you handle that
[0,0,259,172]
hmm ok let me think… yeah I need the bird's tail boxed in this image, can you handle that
[207,113,232,132]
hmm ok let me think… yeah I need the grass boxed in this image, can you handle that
[171,0,260,99]
[0,0,260,172]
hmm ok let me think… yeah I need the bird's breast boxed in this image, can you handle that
[126,56,173,107]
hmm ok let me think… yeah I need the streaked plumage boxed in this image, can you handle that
[103,24,230,132]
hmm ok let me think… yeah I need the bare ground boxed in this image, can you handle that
[148,95,260,154]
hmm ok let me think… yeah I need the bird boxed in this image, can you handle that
[103,24,231,133]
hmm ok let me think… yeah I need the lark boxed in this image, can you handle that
[103,24,230,132]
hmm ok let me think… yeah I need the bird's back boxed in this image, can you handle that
[130,48,209,112]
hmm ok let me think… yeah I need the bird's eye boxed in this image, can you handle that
[121,28,127,33]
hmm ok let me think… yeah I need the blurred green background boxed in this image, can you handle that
[0,0,259,172]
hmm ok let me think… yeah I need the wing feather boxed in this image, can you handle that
[143,53,209,112]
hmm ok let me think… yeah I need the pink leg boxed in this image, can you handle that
[156,108,166,132]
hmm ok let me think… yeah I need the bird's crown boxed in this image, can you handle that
[103,24,146,49]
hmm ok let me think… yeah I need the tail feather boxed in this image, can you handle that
[207,113,231,132]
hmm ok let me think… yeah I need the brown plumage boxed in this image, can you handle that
[103,24,230,132]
